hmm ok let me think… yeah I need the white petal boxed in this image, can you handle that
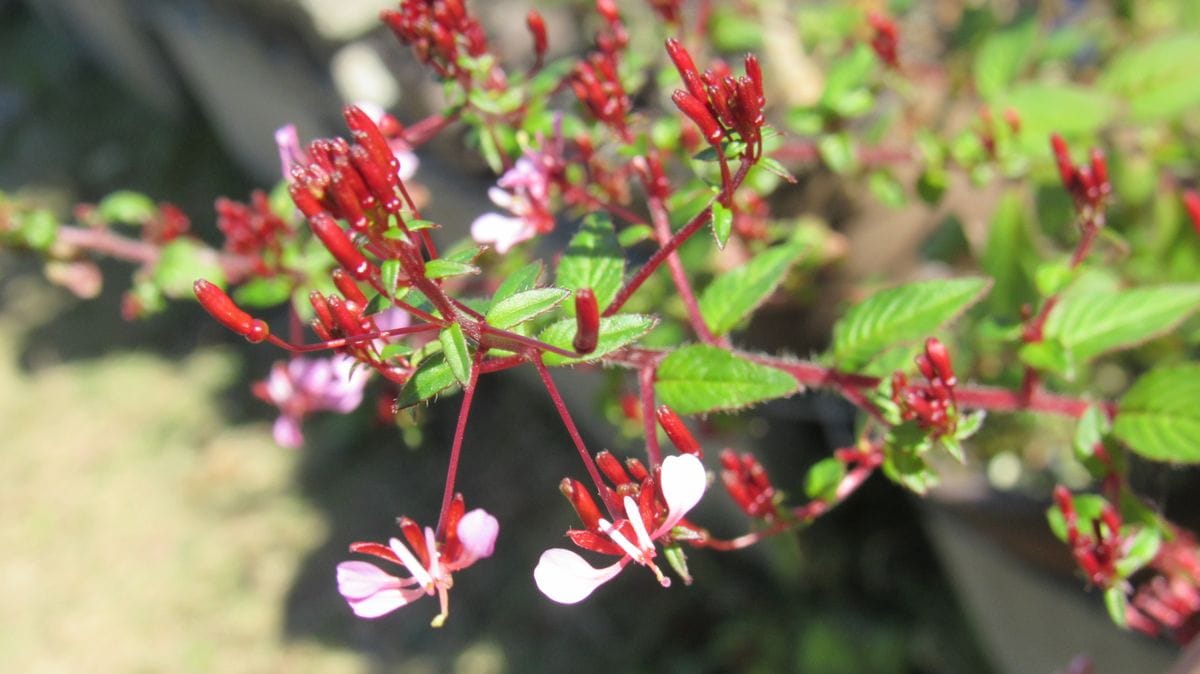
[655,454,707,536]
[623,496,654,551]
[346,587,425,618]
[533,548,627,605]
[389,537,434,587]
[456,509,499,562]
[336,561,403,599]
[470,213,534,254]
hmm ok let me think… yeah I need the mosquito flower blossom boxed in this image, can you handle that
[534,453,707,604]
[470,156,556,254]
[336,496,499,626]
[252,355,369,448]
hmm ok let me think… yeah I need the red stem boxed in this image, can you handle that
[639,365,662,466]
[647,193,721,345]
[436,349,484,538]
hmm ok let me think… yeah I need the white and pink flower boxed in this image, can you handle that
[336,496,499,626]
[534,453,707,604]
[253,355,369,448]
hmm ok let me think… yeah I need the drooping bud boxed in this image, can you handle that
[572,288,600,354]
[331,268,368,307]
[309,212,375,280]
[560,477,603,530]
[193,279,269,343]
[672,90,722,144]
[656,405,702,458]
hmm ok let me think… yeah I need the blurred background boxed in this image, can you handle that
[0,0,1188,671]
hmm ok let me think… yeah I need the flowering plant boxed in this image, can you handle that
[7,0,1200,658]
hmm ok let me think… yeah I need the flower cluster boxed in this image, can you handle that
[1050,133,1111,221]
[380,0,490,81]
[215,190,289,260]
[719,450,780,521]
[252,355,369,448]
[666,39,766,159]
[890,337,958,438]
[336,495,498,626]
[534,453,707,604]
[867,12,900,70]
[1054,486,1124,588]
[1127,529,1200,643]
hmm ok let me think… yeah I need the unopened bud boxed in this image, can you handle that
[331,268,368,307]
[1184,190,1200,234]
[193,279,269,343]
[672,90,722,144]
[309,212,375,280]
[526,10,547,63]
[572,288,600,354]
[656,405,702,457]
[595,450,631,486]
[560,477,603,529]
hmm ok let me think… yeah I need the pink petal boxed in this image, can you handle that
[655,454,707,536]
[273,415,304,449]
[470,213,535,254]
[274,124,304,181]
[456,509,499,563]
[336,561,404,599]
[345,588,425,618]
[533,548,626,604]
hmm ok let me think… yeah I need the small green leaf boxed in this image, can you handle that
[829,278,992,371]
[380,259,403,298]
[1104,587,1129,628]
[538,314,655,366]
[821,44,874,110]
[711,201,733,249]
[425,259,479,280]
[439,323,472,386]
[1043,285,1200,364]
[394,353,458,409]
[655,345,799,414]
[982,191,1030,317]
[379,343,414,360]
[867,170,906,208]
[486,287,569,329]
[956,410,986,441]
[617,224,654,247]
[1073,405,1109,460]
[1113,365,1200,463]
[1018,339,1074,378]
[97,190,157,225]
[233,276,293,308]
[818,132,858,174]
[916,167,948,205]
[1034,260,1074,298]
[698,243,804,336]
[17,209,58,251]
[1098,34,1200,123]
[805,457,846,502]
[155,239,225,297]
[1115,527,1161,579]
[556,213,625,316]
[491,261,544,307]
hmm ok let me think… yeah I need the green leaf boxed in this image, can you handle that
[155,239,225,297]
[617,224,654,247]
[974,18,1037,100]
[655,345,799,414]
[17,209,57,251]
[394,353,459,409]
[867,170,906,208]
[97,190,157,225]
[698,243,804,336]
[996,84,1116,153]
[425,259,479,280]
[1098,34,1200,123]
[1043,285,1200,363]
[491,261,544,306]
[1018,338,1074,378]
[805,457,846,502]
[1073,405,1109,460]
[1115,527,1161,579]
[981,190,1030,315]
[829,278,992,371]
[380,259,403,298]
[233,276,293,308]
[439,323,472,387]
[486,287,569,329]
[556,213,625,316]
[1113,365,1200,463]
[711,201,733,249]
[818,132,858,174]
[1104,587,1129,628]
[538,314,656,366]
[821,44,874,110]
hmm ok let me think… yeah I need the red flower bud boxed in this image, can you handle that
[572,288,600,354]
[1050,133,1075,190]
[672,90,722,144]
[656,405,702,457]
[560,477,603,529]
[1090,148,1110,195]
[1003,107,1021,134]
[744,54,764,108]
[665,38,707,102]
[923,337,955,386]
[1184,190,1200,235]
[526,10,548,62]
[309,291,336,332]
[344,105,398,173]
[308,211,375,280]
[595,450,631,486]
[331,268,368,307]
[193,279,269,343]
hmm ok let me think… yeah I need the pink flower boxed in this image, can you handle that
[336,496,499,626]
[274,103,418,184]
[252,355,369,448]
[534,453,707,604]
[470,119,565,254]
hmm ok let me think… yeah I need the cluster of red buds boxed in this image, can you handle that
[867,11,900,70]
[381,0,489,81]
[571,50,632,134]
[1127,528,1200,643]
[1054,486,1123,588]
[215,190,289,260]
[667,39,766,160]
[891,337,958,438]
[1050,133,1111,221]
[645,0,682,24]
[142,202,190,245]
[719,450,780,521]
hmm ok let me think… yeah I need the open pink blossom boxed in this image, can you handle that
[534,453,707,604]
[252,355,369,448]
[470,119,565,254]
[336,496,499,626]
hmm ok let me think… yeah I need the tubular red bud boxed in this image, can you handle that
[1090,148,1110,195]
[331,268,368,307]
[744,54,765,107]
[193,279,269,343]
[288,181,326,220]
[526,10,547,61]
[344,105,398,173]
[595,450,631,486]
[1184,190,1200,234]
[596,0,619,23]
[923,337,955,386]
[1050,133,1075,189]
[672,90,722,144]
[349,146,402,213]
[572,288,600,354]
[326,294,364,336]
[308,211,375,280]
[624,457,649,482]
[1003,107,1021,134]
[656,405,702,458]
[309,291,336,332]
[560,478,604,530]
[665,38,707,102]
